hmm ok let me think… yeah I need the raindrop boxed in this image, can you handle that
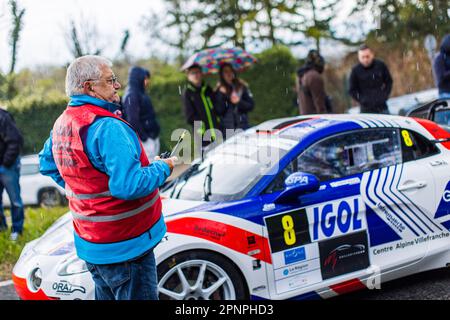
[178,86,182,95]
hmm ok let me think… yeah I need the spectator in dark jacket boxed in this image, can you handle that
[296,50,331,115]
[348,45,393,114]
[433,34,450,99]
[215,63,254,135]
[0,107,24,241]
[122,66,161,159]
[182,64,221,148]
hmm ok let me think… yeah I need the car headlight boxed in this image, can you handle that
[57,255,88,276]
[28,268,42,292]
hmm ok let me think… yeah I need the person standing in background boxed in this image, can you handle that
[296,50,331,115]
[348,44,393,114]
[122,66,161,159]
[0,107,24,241]
[181,64,221,147]
[215,63,255,135]
[433,34,450,99]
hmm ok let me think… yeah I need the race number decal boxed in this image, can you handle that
[265,209,311,253]
[401,130,413,147]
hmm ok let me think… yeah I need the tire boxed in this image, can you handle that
[38,188,65,208]
[157,250,249,300]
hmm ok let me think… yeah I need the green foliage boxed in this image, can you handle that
[357,0,450,45]
[0,206,67,281]
[6,92,68,154]
[240,45,299,124]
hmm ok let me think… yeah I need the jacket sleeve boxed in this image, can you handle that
[348,68,360,102]
[39,133,65,188]
[382,62,393,98]
[214,90,229,116]
[0,113,23,168]
[306,73,327,114]
[86,118,171,200]
[123,92,148,141]
[181,91,196,126]
[237,87,255,113]
[434,55,450,86]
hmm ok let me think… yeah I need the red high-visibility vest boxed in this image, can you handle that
[52,104,162,243]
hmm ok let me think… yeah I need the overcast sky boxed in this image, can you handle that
[0,0,167,72]
[0,0,372,72]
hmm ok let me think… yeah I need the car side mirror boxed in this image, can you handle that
[274,172,320,204]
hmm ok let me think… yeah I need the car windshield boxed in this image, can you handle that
[162,133,296,202]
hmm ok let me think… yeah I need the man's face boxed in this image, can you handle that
[85,64,121,103]
[187,68,203,86]
[358,49,375,68]
[144,77,151,89]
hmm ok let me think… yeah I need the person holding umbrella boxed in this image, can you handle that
[181,63,221,148]
[181,47,257,139]
[215,63,255,134]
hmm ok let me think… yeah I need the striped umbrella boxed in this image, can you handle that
[181,47,257,75]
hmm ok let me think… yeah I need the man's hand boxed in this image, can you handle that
[154,156,178,173]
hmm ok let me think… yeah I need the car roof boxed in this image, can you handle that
[20,154,39,165]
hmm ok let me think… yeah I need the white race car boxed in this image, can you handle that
[12,114,450,300]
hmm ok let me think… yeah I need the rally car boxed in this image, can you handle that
[12,113,450,300]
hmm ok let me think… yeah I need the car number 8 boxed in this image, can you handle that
[402,130,413,147]
[282,215,296,246]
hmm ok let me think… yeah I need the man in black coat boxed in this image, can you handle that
[122,66,161,159]
[0,107,24,241]
[181,64,221,149]
[433,34,450,99]
[349,45,393,114]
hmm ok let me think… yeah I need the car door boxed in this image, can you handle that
[260,128,429,300]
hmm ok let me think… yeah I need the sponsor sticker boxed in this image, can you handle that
[284,247,306,265]
[319,231,370,280]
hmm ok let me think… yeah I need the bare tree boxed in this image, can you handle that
[8,0,25,75]
[64,14,104,58]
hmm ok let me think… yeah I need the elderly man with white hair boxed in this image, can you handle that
[38,55,177,300]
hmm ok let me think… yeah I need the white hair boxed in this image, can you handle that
[65,55,112,97]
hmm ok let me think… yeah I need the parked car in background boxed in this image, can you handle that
[407,99,450,133]
[2,155,65,208]
[348,88,438,115]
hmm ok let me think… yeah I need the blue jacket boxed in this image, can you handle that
[39,95,170,264]
[122,67,160,141]
[433,34,450,95]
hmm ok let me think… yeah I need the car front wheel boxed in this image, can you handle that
[157,250,249,300]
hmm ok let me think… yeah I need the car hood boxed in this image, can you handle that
[29,197,205,255]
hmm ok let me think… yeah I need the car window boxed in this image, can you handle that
[434,109,450,132]
[20,164,40,176]
[400,129,439,162]
[264,129,402,194]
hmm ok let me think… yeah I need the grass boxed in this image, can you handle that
[0,206,68,281]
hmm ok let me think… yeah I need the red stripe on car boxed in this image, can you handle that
[414,118,450,150]
[12,274,58,300]
[166,217,272,264]
[329,278,366,295]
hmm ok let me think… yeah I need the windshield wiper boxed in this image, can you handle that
[203,163,213,201]
[169,163,200,199]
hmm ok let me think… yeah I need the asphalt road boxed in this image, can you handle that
[1,267,449,300]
